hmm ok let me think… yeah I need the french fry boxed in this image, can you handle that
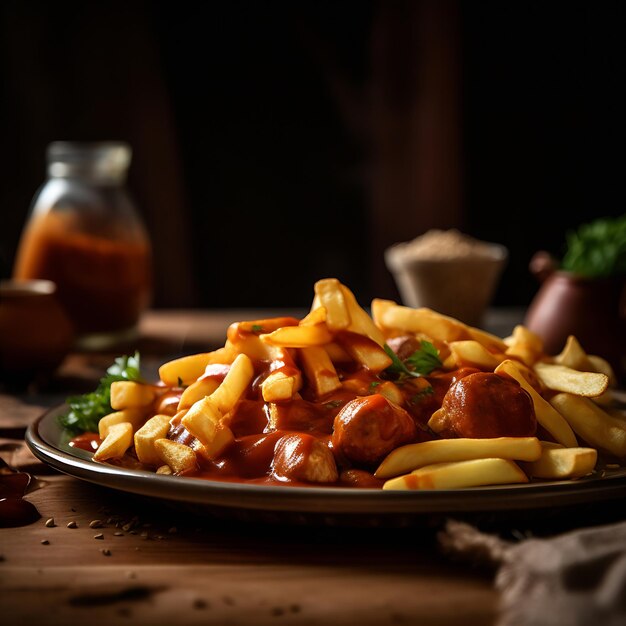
[235,317,300,335]
[550,393,626,458]
[376,381,404,406]
[260,323,333,348]
[209,353,254,415]
[193,426,235,460]
[448,340,503,370]
[159,347,233,386]
[324,342,352,363]
[178,377,221,410]
[375,304,469,343]
[180,354,252,457]
[605,406,626,421]
[336,331,392,373]
[154,439,197,474]
[533,362,608,397]
[182,397,225,448]
[299,346,342,397]
[466,326,508,353]
[585,355,618,406]
[539,440,565,450]
[226,336,281,362]
[370,298,396,334]
[383,458,528,490]
[512,361,546,393]
[588,355,617,387]
[93,421,133,461]
[299,306,327,326]
[521,446,597,480]
[314,278,351,330]
[504,325,544,366]
[554,335,595,372]
[590,389,616,409]
[495,360,578,447]
[504,325,543,351]
[98,409,147,438]
[339,284,386,346]
[110,381,156,410]
[156,464,172,475]
[375,437,542,479]
[261,368,302,402]
[134,414,172,466]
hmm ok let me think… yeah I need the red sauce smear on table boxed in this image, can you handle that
[0,458,41,527]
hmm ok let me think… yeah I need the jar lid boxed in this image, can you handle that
[47,141,132,181]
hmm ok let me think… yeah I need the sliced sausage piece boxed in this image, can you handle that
[429,371,536,438]
[332,394,417,466]
[271,433,338,483]
[386,335,422,362]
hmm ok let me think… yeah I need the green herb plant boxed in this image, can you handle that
[561,215,626,278]
[381,341,442,403]
[383,341,442,382]
[58,353,143,435]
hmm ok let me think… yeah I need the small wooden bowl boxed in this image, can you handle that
[0,279,75,382]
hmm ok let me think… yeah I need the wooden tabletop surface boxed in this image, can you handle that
[0,307,536,626]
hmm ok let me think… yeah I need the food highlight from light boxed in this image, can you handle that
[60,278,625,490]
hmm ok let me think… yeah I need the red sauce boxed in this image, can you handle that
[69,432,101,452]
[13,212,151,333]
[202,431,285,479]
[339,469,385,489]
[0,458,41,527]
[75,354,486,489]
[184,362,465,487]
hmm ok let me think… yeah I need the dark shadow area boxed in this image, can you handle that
[0,1,623,309]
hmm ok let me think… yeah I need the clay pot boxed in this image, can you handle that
[0,279,75,383]
[524,256,626,385]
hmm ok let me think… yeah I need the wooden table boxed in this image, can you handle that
[0,308,530,626]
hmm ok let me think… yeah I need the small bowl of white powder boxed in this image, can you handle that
[384,229,508,327]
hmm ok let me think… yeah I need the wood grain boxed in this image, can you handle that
[0,476,498,625]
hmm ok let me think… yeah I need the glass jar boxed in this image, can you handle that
[12,142,152,348]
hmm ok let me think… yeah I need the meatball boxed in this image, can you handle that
[332,394,417,465]
[428,372,536,438]
[271,433,338,483]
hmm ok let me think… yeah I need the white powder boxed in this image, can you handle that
[389,229,503,261]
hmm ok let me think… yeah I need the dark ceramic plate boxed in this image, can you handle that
[26,404,626,527]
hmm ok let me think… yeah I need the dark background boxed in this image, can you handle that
[0,0,624,310]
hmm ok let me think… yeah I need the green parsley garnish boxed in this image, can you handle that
[404,341,442,375]
[383,341,442,381]
[251,324,264,333]
[325,400,343,409]
[369,381,381,391]
[58,352,143,435]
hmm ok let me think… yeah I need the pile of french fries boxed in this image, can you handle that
[91,278,626,490]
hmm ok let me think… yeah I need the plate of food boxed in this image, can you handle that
[26,278,626,525]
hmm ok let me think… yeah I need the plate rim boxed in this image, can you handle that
[25,403,626,516]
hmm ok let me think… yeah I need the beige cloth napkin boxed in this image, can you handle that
[439,519,626,626]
